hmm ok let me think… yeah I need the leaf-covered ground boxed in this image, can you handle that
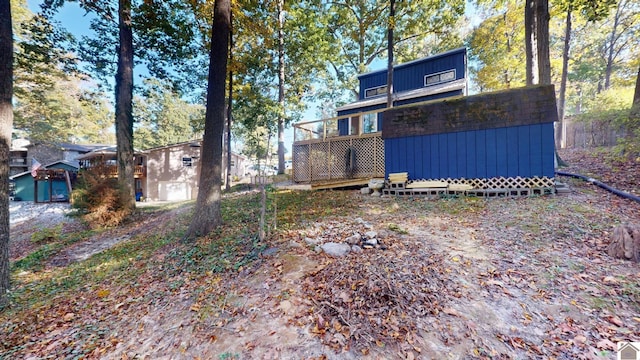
[1,147,639,359]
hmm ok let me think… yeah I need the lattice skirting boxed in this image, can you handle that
[409,176,555,189]
[383,176,556,197]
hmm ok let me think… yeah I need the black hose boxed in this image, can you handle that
[555,171,640,204]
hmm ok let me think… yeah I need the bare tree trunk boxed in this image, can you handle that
[276,0,286,175]
[557,5,572,149]
[115,0,135,213]
[632,63,640,118]
[185,0,230,239]
[386,0,395,108]
[525,0,536,85]
[225,10,233,191]
[536,0,551,85]
[604,1,621,91]
[225,85,232,190]
[504,12,511,88]
[0,0,13,309]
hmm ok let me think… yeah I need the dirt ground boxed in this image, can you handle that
[3,148,640,359]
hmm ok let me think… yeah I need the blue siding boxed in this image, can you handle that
[358,48,467,100]
[506,127,519,177]
[518,126,531,177]
[475,130,487,178]
[529,124,543,175]
[495,128,507,178]
[384,123,555,180]
[541,123,555,177]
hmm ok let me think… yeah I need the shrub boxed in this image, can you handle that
[71,165,132,228]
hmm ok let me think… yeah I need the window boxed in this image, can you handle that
[363,113,378,133]
[364,85,387,98]
[182,157,192,167]
[230,160,235,167]
[424,69,456,86]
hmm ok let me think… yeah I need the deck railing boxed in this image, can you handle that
[80,165,146,178]
[292,108,386,183]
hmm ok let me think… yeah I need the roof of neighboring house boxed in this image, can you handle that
[10,138,30,151]
[58,143,113,152]
[144,140,248,160]
[336,78,466,112]
[26,142,113,153]
[76,146,145,160]
[9,160,79,180]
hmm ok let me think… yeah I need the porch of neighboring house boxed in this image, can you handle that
[292,107,386,189]
[77,147,147,201]
[32,169,74,203]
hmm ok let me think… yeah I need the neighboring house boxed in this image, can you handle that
[144,141,200,201]
[27,142,111,168]
[76,146,148,201]
[10,160,78,202]
[9,138,30,177]
[143,140,249,201]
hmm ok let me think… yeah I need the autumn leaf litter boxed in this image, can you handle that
[2,148,640,359]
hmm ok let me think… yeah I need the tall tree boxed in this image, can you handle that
[115,0,135,212]
[469,2,526,91]
[633,63,640,114]
[133,78,204,150]
[555,0,616,148]
[602,0,639,91]
[0,0,13,309]
[323,0,465,97]
[185,0,230,238]
[525,0,550,85]
[276,0,285,174]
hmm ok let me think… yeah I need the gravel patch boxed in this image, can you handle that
[10,201,73,227]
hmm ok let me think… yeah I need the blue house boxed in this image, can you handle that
[292,47,557,193]
[336,48,467,136]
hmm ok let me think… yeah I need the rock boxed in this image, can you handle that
[262,247,278,256]
[304,237,321,245]
[288,241,303,248]
[364,238,378,246]
[279,300,293,315]
[608,224,640,262]
[351,245,363,253]
[321,242,351,257]
[376,230,390,239]
[314,246,322,253]
[364,231,378,239]
[345,233,361,245]
[360,187,371,195]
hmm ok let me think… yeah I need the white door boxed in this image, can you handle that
[158,181,190,201]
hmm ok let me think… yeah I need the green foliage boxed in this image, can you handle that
[468,1,526,91]
[575,87,639,155]
[72,166,132,228]
[134,78,205,150]
[30,224,63,244]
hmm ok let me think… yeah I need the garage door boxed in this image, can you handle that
[159,182,191,201]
